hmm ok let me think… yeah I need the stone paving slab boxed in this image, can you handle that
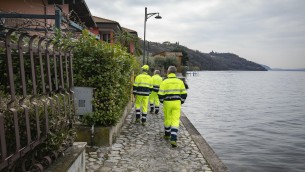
[85,107,213,172]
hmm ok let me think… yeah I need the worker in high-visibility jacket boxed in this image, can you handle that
[149,70,163,114]
[133,65,153,126]
[158,66,187,147]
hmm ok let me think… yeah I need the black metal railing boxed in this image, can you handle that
[0,29,75,171]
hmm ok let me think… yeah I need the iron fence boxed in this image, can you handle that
[0,29,75,171]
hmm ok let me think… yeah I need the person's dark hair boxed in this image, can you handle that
[167,66,177,74]
[154,70,160,75]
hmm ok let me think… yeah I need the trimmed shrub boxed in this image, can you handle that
[73,30,139,126]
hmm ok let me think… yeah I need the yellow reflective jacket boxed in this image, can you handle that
[133,72,153,96]
[152,74,163,92]
[158,73,187,103]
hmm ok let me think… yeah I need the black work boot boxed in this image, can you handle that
[155,109,159,114]
[155,106,159,114]
[150,106,154,114]
[170,141,177,148]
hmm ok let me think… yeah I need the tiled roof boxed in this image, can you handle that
[93,16,118,24]
[122,27,138,35]
[122,27,136,33]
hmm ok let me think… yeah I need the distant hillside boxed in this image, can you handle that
[142,41,267,71]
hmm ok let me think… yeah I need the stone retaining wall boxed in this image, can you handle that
[45,142,87,172]
[75,101,133,147]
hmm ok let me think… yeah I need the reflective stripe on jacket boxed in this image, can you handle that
[152,74,163,92]
[133,72,153,96]
[158,73,187,103]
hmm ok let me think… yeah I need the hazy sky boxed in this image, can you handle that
[86,0,305,69]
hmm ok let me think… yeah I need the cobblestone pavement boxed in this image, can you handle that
[85,108,213,172]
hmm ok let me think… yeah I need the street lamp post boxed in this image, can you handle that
[143,7,162,65]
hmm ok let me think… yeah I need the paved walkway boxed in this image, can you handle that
[85,107,213,172]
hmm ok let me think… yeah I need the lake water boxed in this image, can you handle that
[182,71,305,172]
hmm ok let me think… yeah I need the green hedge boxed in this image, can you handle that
[73,30,139,126]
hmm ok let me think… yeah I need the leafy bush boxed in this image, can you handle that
[81,112,96,126]
[73,30,139,126]
[0,95,75,161]
[153,55,178,71]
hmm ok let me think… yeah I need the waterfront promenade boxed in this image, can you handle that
[85,107,228,172]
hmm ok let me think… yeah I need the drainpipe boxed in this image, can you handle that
[91,124,95,146]
[42,0,47,35]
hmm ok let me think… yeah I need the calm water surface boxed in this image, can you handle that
[182,71,305,172]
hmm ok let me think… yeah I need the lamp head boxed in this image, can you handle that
[155,14,162,19]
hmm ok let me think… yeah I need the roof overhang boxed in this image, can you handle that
[48,0,96,28]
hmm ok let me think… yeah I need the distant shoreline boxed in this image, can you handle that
[270,69,305,71]
[187,69,305,72]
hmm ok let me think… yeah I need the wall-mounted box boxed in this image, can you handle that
[73,87,93,115]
